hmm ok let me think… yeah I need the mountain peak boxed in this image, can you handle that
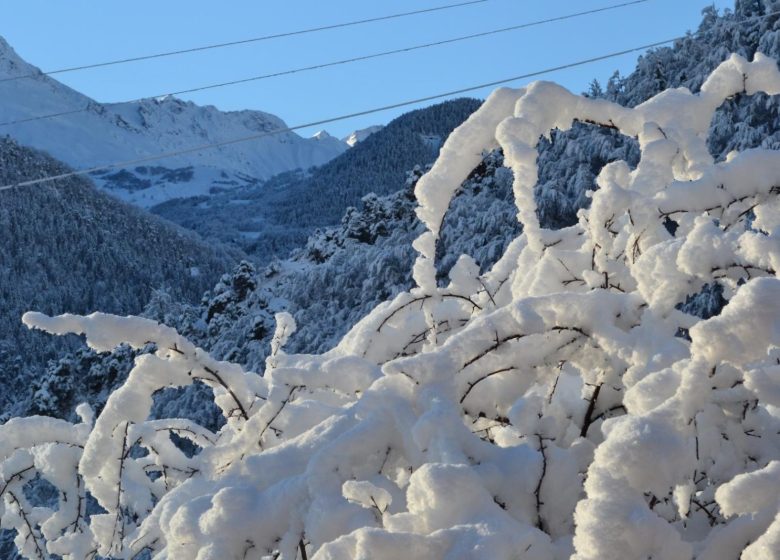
[0,35,348,206]
[342,125,383,147]
[0,35,18,58]
[312,130,334,140]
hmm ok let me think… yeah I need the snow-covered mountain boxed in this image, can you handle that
[5,1,776,420]
[342,124,383,146]
[0,35,348,206]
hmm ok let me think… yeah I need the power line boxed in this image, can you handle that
[0,0,651,128]
[0,0,490,83]
[0,37,680,192]
[6,2,780,191]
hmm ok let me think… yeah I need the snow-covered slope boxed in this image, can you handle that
[159,157,518,373]
[0,36,348,206]
[342,124,383,146]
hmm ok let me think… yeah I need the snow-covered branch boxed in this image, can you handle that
[4,51,780,559]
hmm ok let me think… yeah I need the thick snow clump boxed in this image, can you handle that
[4,52,780,559]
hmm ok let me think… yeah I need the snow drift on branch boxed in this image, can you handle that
[5,51,780,559]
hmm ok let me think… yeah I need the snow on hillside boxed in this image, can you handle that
[0,35,348,206]
[159,155,520,374]
[342,124,383,146]
[6,49,780,560]
[310,130,343,148]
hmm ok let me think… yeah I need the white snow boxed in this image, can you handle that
[342,125,383,147]
[4,51,780,560]
[0,36,348,206]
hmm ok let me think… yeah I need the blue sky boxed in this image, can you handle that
[2,0,733,139]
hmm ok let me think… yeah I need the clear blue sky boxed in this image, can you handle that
[2,0,733,139]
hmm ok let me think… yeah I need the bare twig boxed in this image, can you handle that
[203,366,249,421]
[580,382,603,438]
[258,385,302,446]
[534,434,549,534]
[460,367,516,404]
[7,491,46,560]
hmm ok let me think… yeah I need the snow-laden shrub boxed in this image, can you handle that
[4,52,780,559]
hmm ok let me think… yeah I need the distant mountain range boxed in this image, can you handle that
[0,34,481,261]
[152,98,482,259]
[0,34,485,390]
[0,35,348,206]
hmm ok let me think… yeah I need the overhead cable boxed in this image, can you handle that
[0,0,651,128]
[0,37,679,191]
[0,0,491,82]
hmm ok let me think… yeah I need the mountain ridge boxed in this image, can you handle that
[151,98,483,259]
[0,35,348,206]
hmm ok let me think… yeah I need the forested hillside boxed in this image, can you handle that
[0,137,239,418]
[9,1,779,416]
[151,99,483,258]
